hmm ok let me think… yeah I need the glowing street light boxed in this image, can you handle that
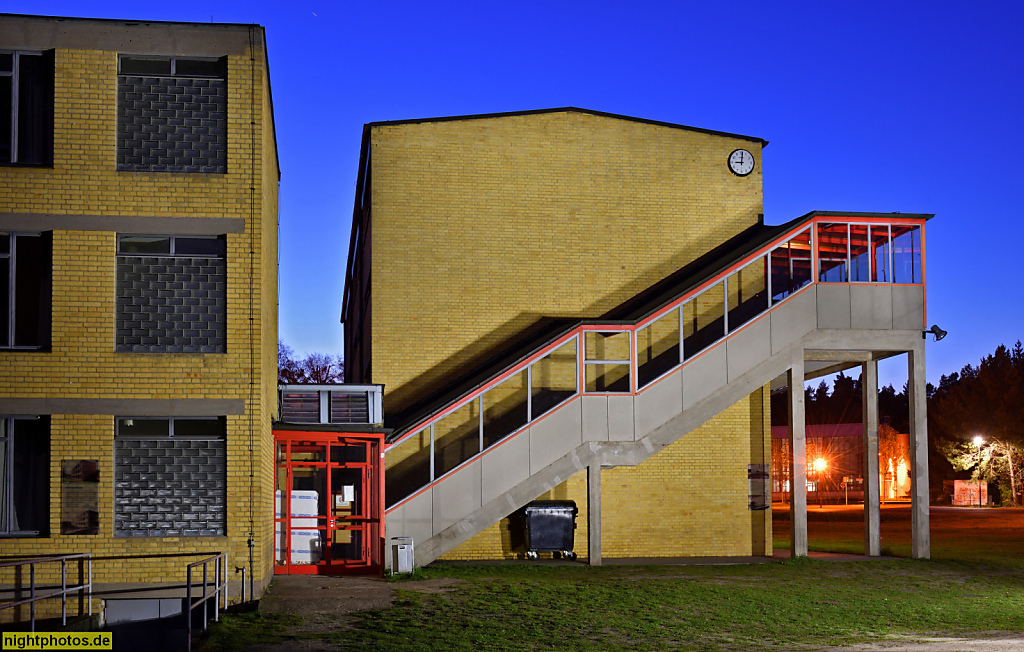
[812,457,828,508]
[973,436,984,508]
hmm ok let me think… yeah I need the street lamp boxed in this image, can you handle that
[973,436,984,508]
[813,457,828,508]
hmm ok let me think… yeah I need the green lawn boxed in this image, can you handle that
[201,506,1024,651]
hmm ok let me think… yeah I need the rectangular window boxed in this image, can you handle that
[0,416,50,537]
[0,231,52,349]
[115,234,226,353]
[117,55,227,173]
[0,50,54,166]
[114,417,226,537]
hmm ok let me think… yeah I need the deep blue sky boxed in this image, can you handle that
[9,2,1024,389]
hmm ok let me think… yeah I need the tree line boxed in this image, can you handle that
[278,340,344,384]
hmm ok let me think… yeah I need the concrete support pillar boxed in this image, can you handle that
[861,360,881,556]
[908,345,931,559]
[587,462,602,566]
[788,363,808,557]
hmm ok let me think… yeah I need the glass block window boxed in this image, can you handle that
[114,417,226,537]
[116,56,227,173]
[115,235,226,353]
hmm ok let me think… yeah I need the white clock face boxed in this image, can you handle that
[728,149,755,176]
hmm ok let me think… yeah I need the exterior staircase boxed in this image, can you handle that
[383,213,929,566]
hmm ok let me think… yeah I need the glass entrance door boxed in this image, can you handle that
[274,431,383,575]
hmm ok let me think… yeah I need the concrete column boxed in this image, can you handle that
[788,363,808,557]
[587,462,602,566]
[908,345,931,559]
[861,360,881,556]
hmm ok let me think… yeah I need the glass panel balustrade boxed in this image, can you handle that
[849,224,871,282]
[384,427,430,508]
[637,307,680,388]
[433,401,480,478]
[482,369,529,448]
[872,225,891,282]
[682,280,724,359]
[770,228,812,303]
[585,331,630,392]
[818,223,848,282]
[531,338,578,417]
[727,256,768,331]
[892,224,922,284]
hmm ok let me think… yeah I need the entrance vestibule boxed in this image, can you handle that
[274,431,384,575]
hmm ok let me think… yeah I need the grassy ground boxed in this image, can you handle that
[200,506,1024,651]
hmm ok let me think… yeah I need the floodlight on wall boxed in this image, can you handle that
[923,324,947,341]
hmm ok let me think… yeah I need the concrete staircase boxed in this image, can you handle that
[385,282,926,566]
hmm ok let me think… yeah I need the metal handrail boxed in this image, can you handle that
[0,553,92,632]
[185,552,228,652]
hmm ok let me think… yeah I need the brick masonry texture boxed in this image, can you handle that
[366,111,772,559]
[114,437,226,537]
[116,75,227,173]
[364,111,764,415]
[115,255,227,352]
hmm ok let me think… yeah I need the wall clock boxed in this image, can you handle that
[728,149,754,176]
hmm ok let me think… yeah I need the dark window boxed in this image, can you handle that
[115,234,226,353]
[117,55,227,173]
[0,416,50,537]
[0,231,52,349]
[114,417,226,537]
[0,50,54,166]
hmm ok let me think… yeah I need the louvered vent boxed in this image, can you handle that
[281,392,320,423]
[331,392,370,424]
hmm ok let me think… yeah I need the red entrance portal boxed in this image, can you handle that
[274,430,384,575]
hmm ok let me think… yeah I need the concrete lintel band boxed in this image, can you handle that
[0,398,246,416]
[0,16,259,56]
[0,213,245,235]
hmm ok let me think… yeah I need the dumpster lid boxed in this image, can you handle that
[524,500,578,514]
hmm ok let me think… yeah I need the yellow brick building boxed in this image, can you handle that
[0,14,278,615]
[343,108,774,562]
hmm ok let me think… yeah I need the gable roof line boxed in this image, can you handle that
[364,106,769,146]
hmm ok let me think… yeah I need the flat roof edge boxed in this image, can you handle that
[0,12,266,30]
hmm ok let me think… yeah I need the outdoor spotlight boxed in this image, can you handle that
[973,436,984,448]
[923,324,947,341]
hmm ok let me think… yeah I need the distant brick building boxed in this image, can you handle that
[0,13,279,608]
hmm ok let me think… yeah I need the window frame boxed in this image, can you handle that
[117,55,226,78]
[116,234,226,257]
[0,230,52,350]
[0,49,54,166]
[0,415,50,538]
[113,416,227,538]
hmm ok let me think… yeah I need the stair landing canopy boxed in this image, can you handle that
[340,108,933,567]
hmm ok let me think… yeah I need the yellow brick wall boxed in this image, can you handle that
[0,41,279,598]
[441,388,772,560]
[369,111,763,414]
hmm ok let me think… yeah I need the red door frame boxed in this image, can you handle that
[273,429,385,575]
